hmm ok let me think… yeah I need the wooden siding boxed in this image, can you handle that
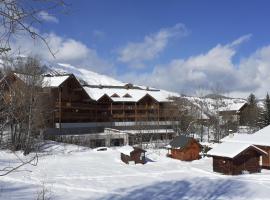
[169,139,201,161]
[1,73,179,128]
[212,148,262,175]
[50,77,177,124]
[121,148,146,164]
[255,145,270,169]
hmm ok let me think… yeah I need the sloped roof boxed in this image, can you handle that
[118,145,134,155]
[12,73,71,88]
[207,142,267,159]
[83,86,176,103]
[219,102,247,112]
[169,135,193,149]
[43,75,70,87]
[221,125,270,147]
[118,146,146,155]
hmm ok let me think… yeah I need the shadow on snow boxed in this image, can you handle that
[98,177,251,200]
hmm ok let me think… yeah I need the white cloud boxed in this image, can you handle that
[38,11,59,23]
[117,23,188,68]
[8,30,114,75]
[228,34,252,48]
[120,34,270,98]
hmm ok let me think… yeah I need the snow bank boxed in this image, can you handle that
[1,142,270,200]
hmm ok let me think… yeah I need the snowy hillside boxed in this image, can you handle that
[183,95,247,115]
[53,63,125,86]
[1,141,270,200]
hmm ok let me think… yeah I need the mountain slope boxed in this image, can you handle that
[47,63,126,86]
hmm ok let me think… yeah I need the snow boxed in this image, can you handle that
[12,73,70,88]
[83,87,143,101]
[255,125,270,136]
[122,129,175,135]
[184,96,247,115]
[221,125,270,147]
[83,86,178,102]
[207,142,266,158]
[48,62,180,102]
[56,63,125,86]
[1,141,270,199]
[43,75,70,87]
[219,102,246,112]
[118,145,134,155]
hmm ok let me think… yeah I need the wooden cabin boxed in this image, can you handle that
[167,135,201,161]
[208,142,267,175]
[119,146,146,164]
[221,125,270,169]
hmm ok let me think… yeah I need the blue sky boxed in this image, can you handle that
[41,0,270,61]
[13,0,270,97]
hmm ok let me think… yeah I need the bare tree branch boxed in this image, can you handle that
[0,0,68,56]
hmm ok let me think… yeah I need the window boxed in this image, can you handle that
[140,153,144,160]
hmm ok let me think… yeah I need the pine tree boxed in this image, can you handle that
[259,93,270,128]
[242,93,259,129]
[264,93,270,125]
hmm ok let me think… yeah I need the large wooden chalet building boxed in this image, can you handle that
[1,72,179,147]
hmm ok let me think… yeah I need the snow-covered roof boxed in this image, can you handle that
[123,129,175,135]
[83,86,177,103]
[207,142,267,158]
[183,96,247,116]
[12,73,70,88]
[43,75,70,87]
[221,125,270,147]
[118,146,135,155]
[219,102,246,112]
[221,133,252,143]
[13,73,36,84]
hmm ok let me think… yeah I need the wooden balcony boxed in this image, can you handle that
[55,102,96,110]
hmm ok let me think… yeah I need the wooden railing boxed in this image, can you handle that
[55,102,160,111]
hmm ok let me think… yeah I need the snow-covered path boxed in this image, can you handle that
[1,142,270,200]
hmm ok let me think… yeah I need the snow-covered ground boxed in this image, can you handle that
[1,141,270,200]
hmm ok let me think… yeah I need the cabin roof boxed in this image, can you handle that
[168,135,194,149]
[118,146,134,155]
[118,146,146,155]
[207,142,267,159]
[221,125,270,147]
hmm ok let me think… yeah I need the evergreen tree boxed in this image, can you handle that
[258,93,270,128]
[241,93,259,129]
[264,93,270,125]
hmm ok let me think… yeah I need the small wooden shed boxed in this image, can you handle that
[119,146,146,164]
[167,135,201,161]
[208,142,267,175]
